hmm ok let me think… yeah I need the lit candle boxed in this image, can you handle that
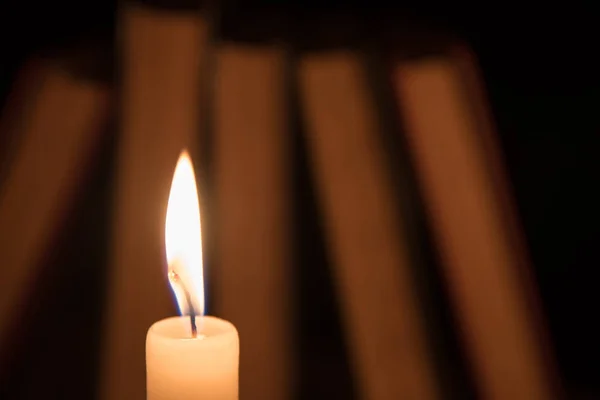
[146,150,239,400]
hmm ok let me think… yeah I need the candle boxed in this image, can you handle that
[146,316,238,399]
[146,150,239,400]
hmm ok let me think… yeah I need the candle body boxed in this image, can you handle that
[146,316,239,400]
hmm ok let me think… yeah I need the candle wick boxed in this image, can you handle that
[168,270,199,338]
[190,313,198,338]
[187,295,198,338]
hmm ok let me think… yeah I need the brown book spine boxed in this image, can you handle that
[213,43,292,400]
[0,62,110,346]
[452,46,563,396]
[0,59,47,181]
[100,5,207,399]
[393,56,556,399]
[298,51,440,400]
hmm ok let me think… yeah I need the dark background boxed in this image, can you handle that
[0,1,598,398]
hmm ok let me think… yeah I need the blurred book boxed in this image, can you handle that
[296,15,441,399]
[389,31,561,399]
[0,47,111,356]
[100,2,208,399]
[0,59,47,180]
[213,5,294,399]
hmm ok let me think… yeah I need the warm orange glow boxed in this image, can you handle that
[165,150,204,316]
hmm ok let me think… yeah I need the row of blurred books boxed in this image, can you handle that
[0,0,588,399]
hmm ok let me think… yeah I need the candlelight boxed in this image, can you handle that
[165,150,204,319]
[146,150,239,399]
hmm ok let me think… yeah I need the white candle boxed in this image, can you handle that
[146,150,239,399]
[146,316,239,400]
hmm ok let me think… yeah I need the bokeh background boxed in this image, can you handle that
[0,1,598,399]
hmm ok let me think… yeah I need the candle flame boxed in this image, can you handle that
[165,150,204,317]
